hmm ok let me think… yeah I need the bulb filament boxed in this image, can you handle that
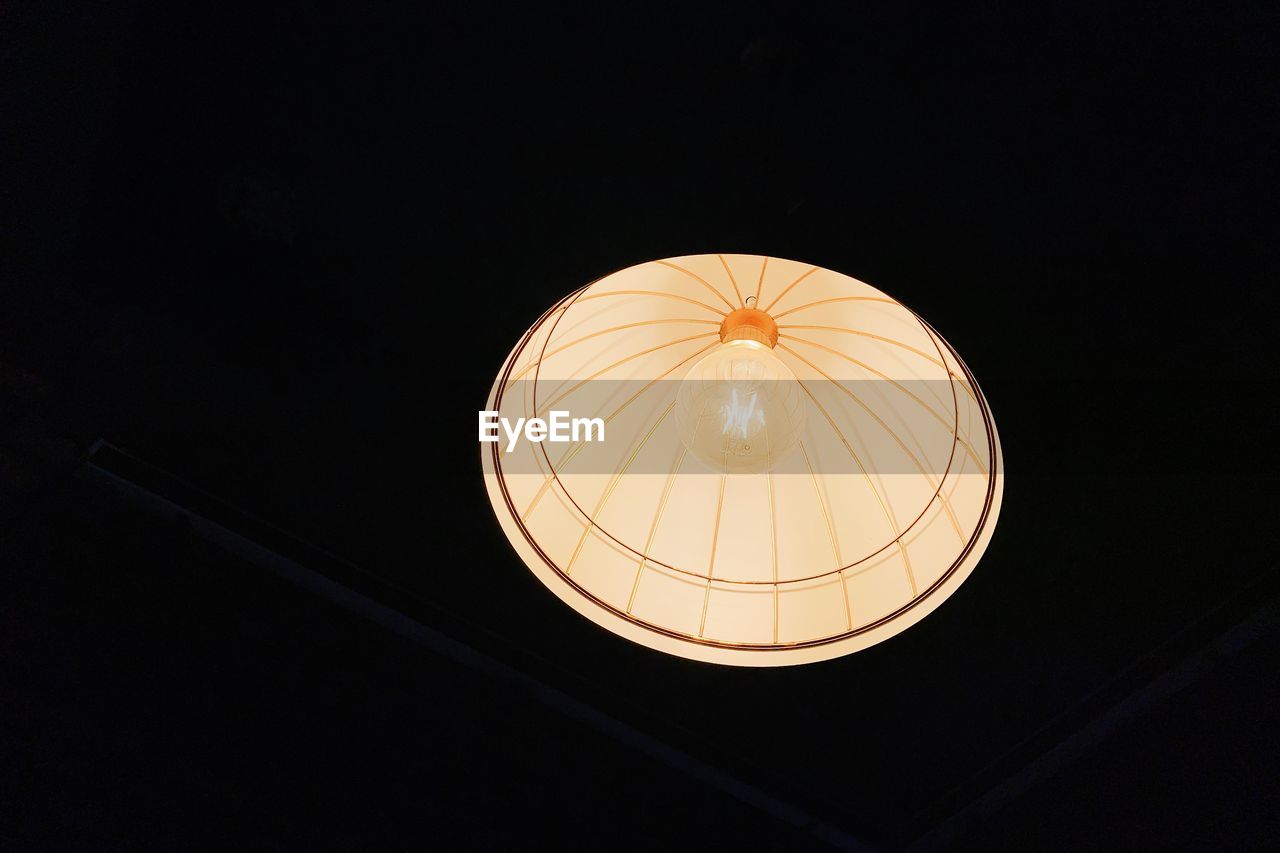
[719,388,764,440]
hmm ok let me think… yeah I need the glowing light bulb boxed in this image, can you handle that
[675,337,805,474]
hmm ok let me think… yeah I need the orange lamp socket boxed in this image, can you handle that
[719,307,779,348]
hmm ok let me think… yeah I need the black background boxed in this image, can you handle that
[3,2,1278,849]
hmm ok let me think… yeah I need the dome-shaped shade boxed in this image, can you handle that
[482,254,1002,666]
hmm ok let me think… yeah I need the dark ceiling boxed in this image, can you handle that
[3,2,1278,849]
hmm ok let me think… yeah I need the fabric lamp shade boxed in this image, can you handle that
[483,254,1002,666]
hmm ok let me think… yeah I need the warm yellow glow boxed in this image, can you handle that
[482,254,1002,666]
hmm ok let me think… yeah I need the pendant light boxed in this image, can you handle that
[482,255,1002,666]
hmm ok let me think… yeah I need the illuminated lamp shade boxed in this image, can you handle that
[483,255,1002,666]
